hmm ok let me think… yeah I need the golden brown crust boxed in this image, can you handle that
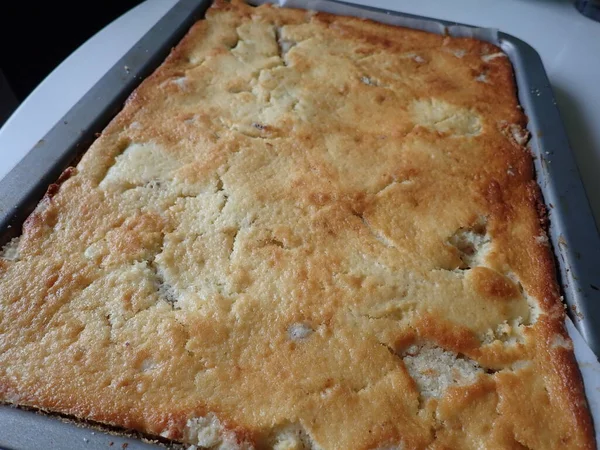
[0,1,594,448]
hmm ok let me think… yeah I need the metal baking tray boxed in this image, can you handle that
[1,0,599,448]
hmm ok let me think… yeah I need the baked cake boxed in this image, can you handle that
[0,0,594,448]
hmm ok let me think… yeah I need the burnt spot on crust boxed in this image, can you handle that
[45,166,77,199]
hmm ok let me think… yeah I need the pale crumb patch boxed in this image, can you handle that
[185,415,221,447]
[272,423,320,450]
[320,387,334,399]
[505,272,541,325]
[510,360,531,371]
[275,25,296,59]
[171,76,187,89]
[481,318,526,345]
[185,414,253,449]
[4,392,21,403]
[288,323,313,340]
[156,271,179,306]
[403,343,483,399]
[160,76,187,90]
[535,234,549,245]
[100,142,182,190]
[499,120,530,146]
[140,358,156,372]
[401,52,425,63]
[475,73,488,83]
[360,76,378,86]
[505,272,519,285]
[84,242,102,261]
[278,38,296,56]
[129,121,141,129]
[448,223,491,269]
[231,122,271,138]
[551,334,573,350]
[360,214,395,248]
[452,49,466,58]
[482,52,506,62]
[0,237,21,261]
[526,294,542,323]
[510,124,529,145]
[410,98,482,136]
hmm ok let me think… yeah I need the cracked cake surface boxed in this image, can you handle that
[0,1,594,448]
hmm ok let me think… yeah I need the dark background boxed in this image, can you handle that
[0,1,144,126]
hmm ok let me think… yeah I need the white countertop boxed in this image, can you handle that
[1,0,599,225]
